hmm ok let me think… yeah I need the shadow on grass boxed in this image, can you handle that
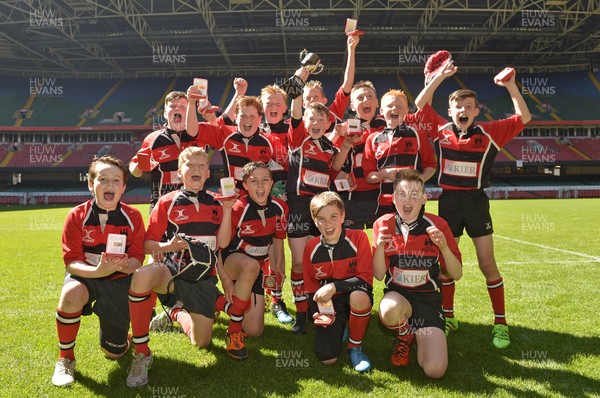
[73,320,599,397]
[383,321,600,397]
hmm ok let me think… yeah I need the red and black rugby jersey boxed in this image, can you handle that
[286,118,341,196]
[198,123,287,190]
[430,114,524,190]
[372,212,461,293]
[261,119,290,148]
[303,229,373,294]
[226,195,288,260]
[62,200,145,280]
[260,120,290,183]
[146,188,223,275]
[132,126,206,209]
[328,115,386,197]
[363,107,437,210]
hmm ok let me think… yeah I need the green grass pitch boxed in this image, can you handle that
[0,198,599,397]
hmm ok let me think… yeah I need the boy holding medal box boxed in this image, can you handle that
[303,191,374,373]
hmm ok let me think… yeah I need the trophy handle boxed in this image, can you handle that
[299,49,307,62]
[311,63,324,75]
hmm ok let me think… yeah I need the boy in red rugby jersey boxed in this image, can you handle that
[126,147,236,388]
[373,169,462,377]
[52,156,146,387]
[186,95,286,193]
[362,88,437,217]
[304,191,374,373]
[415,61,531,348]
[286,97,349,334]
[217,162,288,359]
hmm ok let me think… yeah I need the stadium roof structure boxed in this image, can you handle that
[0,0,598,79]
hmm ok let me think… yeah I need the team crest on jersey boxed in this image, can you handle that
[157,148,170,160]
[473,136,487,148]
[173,209,189,222]
[83,229,95,243]
[212,208,220,223]
[439,132,453,145]
[423,237,436,253]
[259,147,270,162]
[229,142,242,153]
[348,259,357,272]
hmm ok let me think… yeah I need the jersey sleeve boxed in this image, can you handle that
[371,215,391,270]
[131,134,157,172]
[302,239,320,294]
[353,230,374,286]
[328,87,350,122]
[198,122,228,149]
[288,118,308,150]
[274,198,288,240]
[62,207,85,266]
[480,115,525,148]
[126,207,146,263]
[361,133,378,176]
[230,199,244,240]
[418,131,437,170]
[407,104,447,141]
[435,216,462,271]
[145,197,170,243]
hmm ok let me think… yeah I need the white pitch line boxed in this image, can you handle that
[462,260,599,266]
[495,235,600,262]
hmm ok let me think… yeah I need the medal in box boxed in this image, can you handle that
[106,233,126,259]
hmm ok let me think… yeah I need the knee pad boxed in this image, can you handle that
[99,318,129,356]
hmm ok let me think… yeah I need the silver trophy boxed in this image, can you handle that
[300,49,324,75]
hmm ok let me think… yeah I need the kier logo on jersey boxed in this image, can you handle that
[83,229,95,243]
[392,268,429,288]
[439,132,453,146]
[173,209,189,222]
[244,244,269,257]
[229,142,242,153]
[157,148,170,160]
[303,171,329,188]
[443,159,478,177]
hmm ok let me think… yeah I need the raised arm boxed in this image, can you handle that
[341,35,360,94]
[186,85,200,137]
[495,69,531,124]
[414,62,458,111]
[291,91,303,120]
[223,78,248,122]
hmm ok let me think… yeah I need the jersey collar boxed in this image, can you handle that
[180,188,209,202]
[91,198,121,215]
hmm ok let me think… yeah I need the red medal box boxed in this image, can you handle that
[494,67,515,83]
[313,312,335,326]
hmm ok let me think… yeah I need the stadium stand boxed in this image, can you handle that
[1,71,599,204]
[574,138,600,160]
